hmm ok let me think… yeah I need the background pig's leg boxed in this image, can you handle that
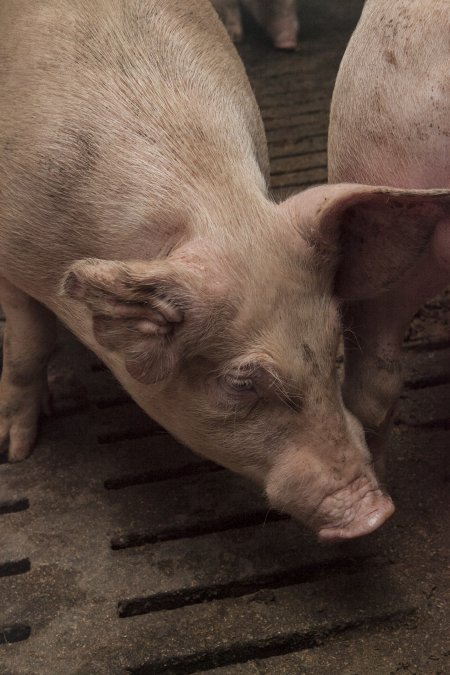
[342,240,450,477]
[0,278,56,461]
[265,0,299,49]
[243,0,299,49]
[212,0,243,43]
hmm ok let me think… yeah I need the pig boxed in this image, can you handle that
[1,0,449,542]
[212,0,299,49]
[328,0,450,470]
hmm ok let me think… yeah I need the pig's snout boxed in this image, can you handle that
[265,451,395,542]
[316,478,395,543]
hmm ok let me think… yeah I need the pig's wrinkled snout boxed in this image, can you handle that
[316,477,395,543]
[266,450,395,542]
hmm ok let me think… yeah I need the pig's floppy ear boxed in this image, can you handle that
[293,184,450,300]
[61,258,197,384]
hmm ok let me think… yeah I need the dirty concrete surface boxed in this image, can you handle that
[1,1,449,673]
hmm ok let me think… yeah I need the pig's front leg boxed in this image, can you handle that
[0,278,56,462]
[342,299,403,480]
[342,237,450,477]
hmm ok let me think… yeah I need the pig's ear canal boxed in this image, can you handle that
[302,184,450,300]
[61,258,195,384]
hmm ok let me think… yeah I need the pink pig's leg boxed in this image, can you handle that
[213,0,243,43]
[243,0,299,49]
[342,226,450,478]
[265,0,299,50]
[0,277,56,461]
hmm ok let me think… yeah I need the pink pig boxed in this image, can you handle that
[328,0,450,469]
[0,0,448,541]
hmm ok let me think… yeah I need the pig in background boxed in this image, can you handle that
[212,0,299,49]
[328,0,450,472]
[1,0,449,542]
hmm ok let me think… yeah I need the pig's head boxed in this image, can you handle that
[61,183,450,541]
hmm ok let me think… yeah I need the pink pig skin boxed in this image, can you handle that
[328,0,450,469]
[1,0,449,539]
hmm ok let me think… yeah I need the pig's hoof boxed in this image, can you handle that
[0,387,50,462]
[0,414,38,462]
[268,18,299,50]
[273,37,298,50]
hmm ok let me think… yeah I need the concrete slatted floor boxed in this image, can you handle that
[1,2,449,673]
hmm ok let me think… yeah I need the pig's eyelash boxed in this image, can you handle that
[224,373,254,391]
[267,369,303,412]
[281,392,303,412]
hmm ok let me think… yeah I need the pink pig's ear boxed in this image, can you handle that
[61,258,202,384]
[288,183,450,300]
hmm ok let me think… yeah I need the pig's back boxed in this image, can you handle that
[0,0,267,170]
[0,0,268,296]
[328,0,450,189]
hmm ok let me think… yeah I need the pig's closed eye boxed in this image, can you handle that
[224,373,255,393]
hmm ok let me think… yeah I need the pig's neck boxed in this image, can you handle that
[191,180,278,246]
[118,172,278,266]
[88,146,269,249]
